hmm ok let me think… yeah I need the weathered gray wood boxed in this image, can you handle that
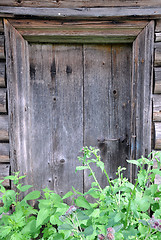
[4,19,30,188]
[0,143,9,162]
[154,68,161,93]
[154,47,161,66]
[0,115,8,141]
[0,163,10,187]
[153,95,161,121]
[132,21,154,161]
[0,35,4,59]
[84,44,132,194]
[0,88,7,113]
[1,0,161,8]
[154,123,161,149]
[0,62,6,87]
[28,44,83,197]
[156,20,161,32]
[155,33,161,42]
[1,7,161,19]
[8,19,148,44]
[9,19,148,43]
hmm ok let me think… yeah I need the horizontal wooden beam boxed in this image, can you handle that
[0,61,6,87]
[154,68,161,93]
[0,88,7,113]
[0,163,10,187]
[154,122,161,149]
[1,0,161,8]
[0,115,8,142]
[8,19,148,43]
[1,7,161,19]
[0,143,9,163]
[154,48,161,66]
[153,95,161,121]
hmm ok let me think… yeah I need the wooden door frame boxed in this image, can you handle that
[4,19,154,185]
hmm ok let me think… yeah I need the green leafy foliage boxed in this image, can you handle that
[0,147,161,239]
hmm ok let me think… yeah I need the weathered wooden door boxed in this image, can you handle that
[4,19,153,196]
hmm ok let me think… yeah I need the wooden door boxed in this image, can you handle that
[4,20,153,197]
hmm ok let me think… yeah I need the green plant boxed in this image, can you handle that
[0,147,161,239]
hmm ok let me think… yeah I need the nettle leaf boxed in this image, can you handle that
[62,191,73,200]
[75,196,91,209]
[77,209,89,220]
[126,160,140,166]
[24,191,41,201]
[96,161,104,172]
[58,223,73,231]
[138,199,150,212]
[84,225,94,236]
[150,184,158,195]
[114,212,122,223]
[19,185,33,192]
[0,226,12,238]
[36,208,50,228]
[75,166,89,172]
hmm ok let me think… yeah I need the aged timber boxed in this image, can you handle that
[1,7,161,19]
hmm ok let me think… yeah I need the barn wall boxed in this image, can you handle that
[0,5,160,188]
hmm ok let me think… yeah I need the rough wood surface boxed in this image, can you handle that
[84,44,132,193]
[155,32,161,42]
[0,163,10,187]
[154,47,161,66]
[8,19,148,44]
[154,123,161,149]
[0,143,9,162]
[0,35,4,59]
[1,7,161,19]
[0,1,161,8]
[154,68,161,93]
[153,95,161,122]
[156,20,161,32]
[0,115,8,141]
[0,62,6,87]
[132,21,154,161]
[28,44,83,197]
[4,19,30,190]
[0,88,7,113]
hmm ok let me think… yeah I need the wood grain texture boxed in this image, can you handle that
[154,123,161,149]
[4,19,30,188]
[0,143,9,162]
[132,21,154,161]
[8,19,149,44]
[0,163,10,187]
[0,88,7,113]
[1,7,161,19]
[154,68,161,93]
[28,44,83,197]
[0,35,4,59]
[154,47,161,66]
[156,20,161,32]
[0,62,6,87]
[84,44,132,194]
[0,1,161,8]
[0,115,8,141]
[153,95,161,122]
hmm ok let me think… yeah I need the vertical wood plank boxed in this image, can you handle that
[29,44,83,196]
[84,44,132,194]
[4,20,31,187]
[132,21,154,161]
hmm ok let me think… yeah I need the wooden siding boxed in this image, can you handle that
[0,0,161,8]
[1,7,161,19]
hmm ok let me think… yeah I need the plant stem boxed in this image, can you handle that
[125,179,138,228]
[86,163,103,192]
